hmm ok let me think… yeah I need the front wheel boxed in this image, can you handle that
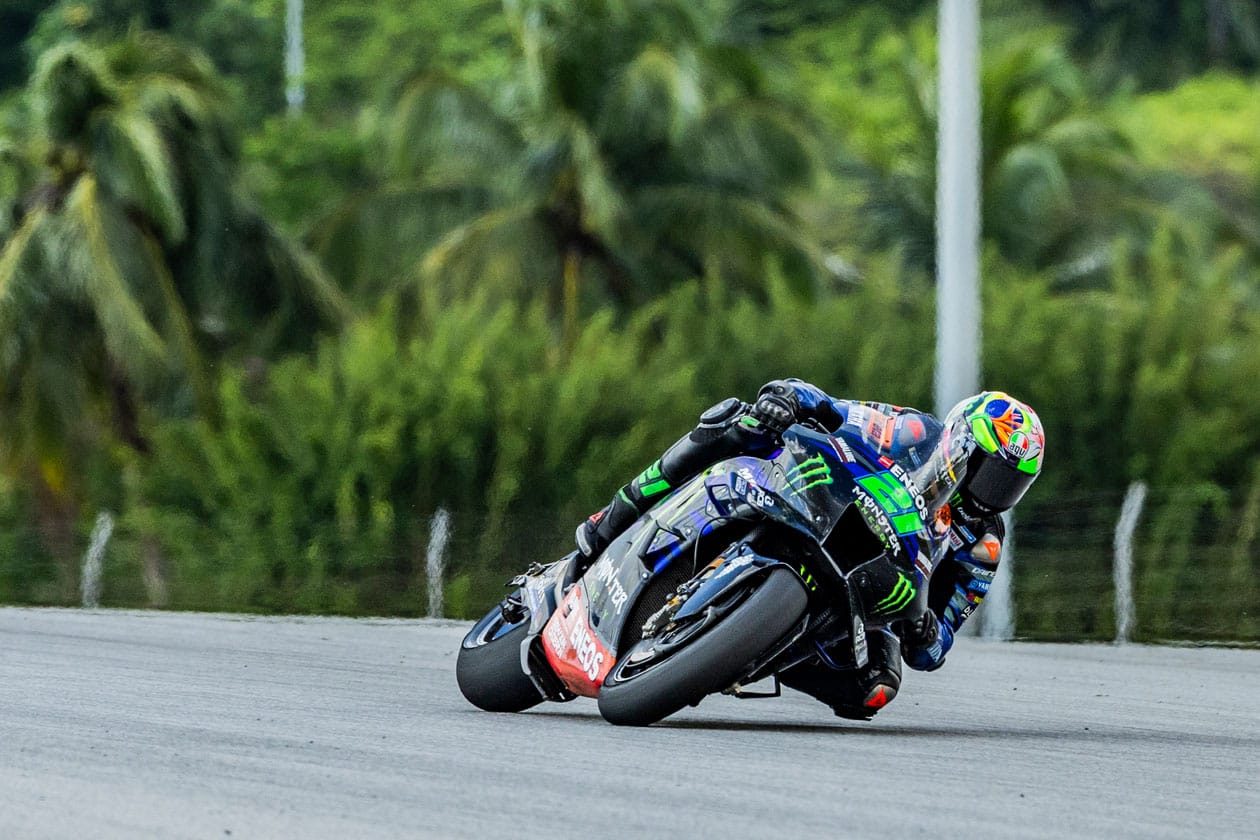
[456,601,544,713]
[597,566,807,726]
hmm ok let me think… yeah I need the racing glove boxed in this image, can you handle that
[899,610,953,672]
[747,381,800,435]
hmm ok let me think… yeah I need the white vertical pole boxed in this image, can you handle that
[426,508,451,618]
[934,0,982,420]
[1113,481,1147,644]
[285,0,305,113]
[937,0,1010,640]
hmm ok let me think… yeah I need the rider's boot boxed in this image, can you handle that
[781,628,904,721]
[574,490,644,570]
[832,628,904,721]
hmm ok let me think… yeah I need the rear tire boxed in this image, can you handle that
[597,566,806,726]
[456,606,544,713]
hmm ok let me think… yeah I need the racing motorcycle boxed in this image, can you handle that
[456,420,946,726]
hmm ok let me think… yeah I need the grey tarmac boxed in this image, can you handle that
[2,607,1257,839]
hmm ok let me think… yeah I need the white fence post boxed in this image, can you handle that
[1114,481,1147,644]
[80,511,115,609]
[425,508,451,618]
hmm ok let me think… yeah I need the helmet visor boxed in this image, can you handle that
[962,449,1038,514]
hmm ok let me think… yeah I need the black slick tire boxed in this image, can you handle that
[456,616,544,713]
[597,566,806,726]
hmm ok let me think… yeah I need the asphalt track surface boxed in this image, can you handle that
[2,608,1258,839]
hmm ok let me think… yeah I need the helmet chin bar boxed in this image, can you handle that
[960,450,1036,515]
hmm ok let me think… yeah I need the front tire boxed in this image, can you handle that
[597,566,807,726]
[456,604,544,713]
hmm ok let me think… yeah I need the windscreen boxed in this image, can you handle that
[840,404,963,512]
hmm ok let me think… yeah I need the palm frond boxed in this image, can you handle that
[386,74,524,183]
[0,208,46,310]
[560,117,627,240]
[90,106,185,244]
[689,98,818,194]
[31,43,118,147]
[633,184,827,296]
[419,202,564,305]
[599,43,703,151]
[63,176,168,377]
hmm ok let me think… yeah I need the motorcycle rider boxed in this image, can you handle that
[573,379,1045,720]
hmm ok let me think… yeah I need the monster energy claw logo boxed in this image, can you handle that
[787,455,833,496]
[875,572,916,614]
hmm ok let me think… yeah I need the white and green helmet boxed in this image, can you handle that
[941,391,1045,515]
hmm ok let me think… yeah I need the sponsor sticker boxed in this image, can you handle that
[592,555,630,615]
[852,614,869,668]
[541,586,614,696]
[855,490,902,556]
[1006,431,1030,459]
[914,551,933,580]
[546,617,570,655]
[569,619,605,682]
[828,435,855,463]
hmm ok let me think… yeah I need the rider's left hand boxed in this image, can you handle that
[748,382,799,434]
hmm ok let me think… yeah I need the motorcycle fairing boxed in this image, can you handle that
[537,515,668,695]
[540,582,615,697]
[539,423,946,696]
[670,542,799,626]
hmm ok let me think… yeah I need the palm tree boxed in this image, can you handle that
[314,0,830,334]
[1039,0,1260,89]
[978,34,1140,277]
[0,33,347,590]
[838,24,1140,282]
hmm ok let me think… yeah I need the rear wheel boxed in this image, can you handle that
[597,566,807,726]
[456,601,544,713]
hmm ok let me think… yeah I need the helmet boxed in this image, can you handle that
[940,391,1045,516]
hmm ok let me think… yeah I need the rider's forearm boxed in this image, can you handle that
[939,550,1000,646]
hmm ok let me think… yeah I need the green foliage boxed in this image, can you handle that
[1120,75,1260,182]
[129,296,697,613]
[0,32,348,585]
[785,11,1155,282]
[295,0,511,115]
[314,0,831,318]
[1036,0,1260,89]
[986,239,1260,642]
[0,471,55,602]
[241,114,369,234]
[1116,74,1260,256]
[0,0,1258,646]
[25,0,285,125]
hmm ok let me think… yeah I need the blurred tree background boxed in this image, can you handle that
[1,0,1257,642]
